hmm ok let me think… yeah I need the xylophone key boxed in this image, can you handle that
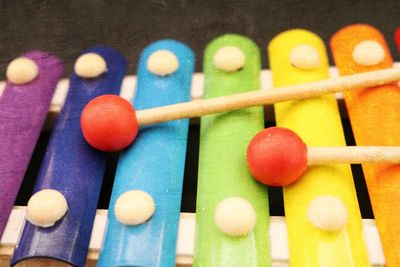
[331,24,400,267]
[11,46,127,267]
[97,40,194,267]
[395,27,400,54]
[193,34,271,267]
[0,51,62,238]
[269,29,369,266]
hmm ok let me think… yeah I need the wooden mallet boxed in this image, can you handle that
[80,67,400,152]
[247,127,400,187]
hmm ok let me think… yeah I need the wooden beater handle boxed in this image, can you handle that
[308,146,400,165]
[136,68,400,126]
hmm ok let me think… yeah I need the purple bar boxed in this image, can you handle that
[0,51,63,237]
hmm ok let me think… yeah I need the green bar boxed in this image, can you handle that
[193,34,271,267]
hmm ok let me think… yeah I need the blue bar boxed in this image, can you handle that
[11,46,127,267]
[98,40,194,267]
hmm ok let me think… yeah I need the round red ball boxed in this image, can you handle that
[246,127,308,186]
[81,95,138,152]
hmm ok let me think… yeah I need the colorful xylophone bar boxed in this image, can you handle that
[270,29,369,266]
[194,34,271,267]
[11,46,127,267]
[0,52,62,239]
[332,24,400,267]
[98,40,194,267]
[0,23,400,267]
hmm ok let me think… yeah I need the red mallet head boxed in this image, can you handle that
[81,95,139,152]
[246,127,308,186]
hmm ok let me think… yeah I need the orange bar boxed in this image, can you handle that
[331,24,400,267]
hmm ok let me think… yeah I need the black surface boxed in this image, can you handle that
[11,0,396,218]
[0,0,400,79]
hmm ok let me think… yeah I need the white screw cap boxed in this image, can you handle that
[214,196,256,236]
[27,189,68,228]
[74,53,107,78]
[147,50,179,76]
[114,190,156,225]
[6,57,39,84]
[213,46,245,72]
[307,195,348,231]
[352,40,385,66]
[289,44,321,70]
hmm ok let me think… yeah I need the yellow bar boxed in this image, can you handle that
[268,29,369,267]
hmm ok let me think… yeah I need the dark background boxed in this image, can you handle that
[6,0,400,218]
[1,0,400,77]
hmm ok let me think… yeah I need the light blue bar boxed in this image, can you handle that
[98,40,194,267]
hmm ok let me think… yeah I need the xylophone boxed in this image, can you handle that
[1,24,400,267]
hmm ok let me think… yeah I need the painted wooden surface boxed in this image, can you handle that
[98,40,194,267]
[11,46,127,267]
[331,24,400,267]
[193,34,271,267]
[0,51,62,238]
[270,29,369,267]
